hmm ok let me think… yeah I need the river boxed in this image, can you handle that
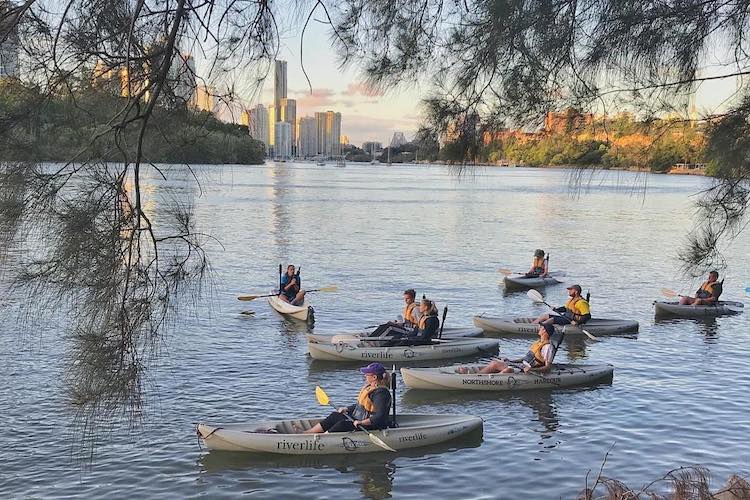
[2,162,749,498]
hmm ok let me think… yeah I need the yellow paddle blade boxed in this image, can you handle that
[315,386,330,406]
[497,268,512,276]
[661,288,678,298]
[238,295,259,301]
[316,286,337,293]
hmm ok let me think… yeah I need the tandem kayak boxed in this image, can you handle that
[401,364,614,391]
[306,336,499,362]
[654,300,744,318]
[503,272,565,291]
[268,293,315,322]
[473,315,639,336]
[306,326,484,344]
[196,414,483,454]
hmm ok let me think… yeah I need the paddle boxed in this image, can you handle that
[238,286,338,301]
[314,386,396,452]
[660,288,686,299]
[438,306,447,339]
[498,268,516,276]
[526,289,599,341]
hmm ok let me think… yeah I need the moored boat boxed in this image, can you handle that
[653,300,744,318]
[268,293,314,322]
[401,364,614,391]
[196,414,483,454]
[503,272,565,291]
[306,326,483,344]
[473,315,638,336]
[306,336,499,362]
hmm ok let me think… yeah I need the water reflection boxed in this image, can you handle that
[198,432,482,499]
[654,316,720,342]
[267,163,294,256]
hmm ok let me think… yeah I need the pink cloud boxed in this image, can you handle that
[293,88,337,108]
[342,81,385,97]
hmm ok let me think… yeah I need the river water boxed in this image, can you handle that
[2,163,749,498]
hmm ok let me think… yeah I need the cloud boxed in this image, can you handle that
[342,81,385,97]
[342,114,421,146]
[292,88,337,108]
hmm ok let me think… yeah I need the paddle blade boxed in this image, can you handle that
[238,295,259,301]
[580,328,599,341]
[526,289,545,303]
[368,433,397,452]
[498,268,513,276]
[661,288,678,298]
[316,286,338,293]
[314,386,330,406]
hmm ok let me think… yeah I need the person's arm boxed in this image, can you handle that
[526,345,553,373]
[542,261,549,277]
[709,284,722,303]
[346,404,356,414]
[355,389,391,428]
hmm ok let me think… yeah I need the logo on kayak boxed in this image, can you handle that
[342,437,370,451]
[403,348,415,359]
[361,352,393,359]
[398,432,427,443]
[462,378,503,385]
[533,377,561,385]
[277,439,325,451]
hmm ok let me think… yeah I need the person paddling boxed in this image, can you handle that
[525,249,549,278]
[533,284,591,327]
[457,323,555,374]
[301,363,392,433]
[679,270,723,306]
[278,264,306,305]
[387,298,440,346]
[368,289,421,337]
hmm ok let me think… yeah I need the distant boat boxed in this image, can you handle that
[316,161,326,166]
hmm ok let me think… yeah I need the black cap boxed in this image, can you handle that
[566,284,582,294]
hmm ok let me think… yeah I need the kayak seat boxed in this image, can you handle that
[548,330,565,364]
[275,419,320,434]
[515,318,534,324]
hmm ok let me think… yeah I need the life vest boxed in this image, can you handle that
[531,256,545,273]
[696,281,715,299]
[521,339,550,367]
[403,302,418,325]
[565,296,590,316]
[281,273,300,299]
[351,385,387,421]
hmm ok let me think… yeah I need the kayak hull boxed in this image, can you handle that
[306,326,484,344]
[473,316,639,336]
[654,300,744,318]
[197,414,483,454]
[268,294,314,322]
[306,337,499,362]
[401,364,614,391]
[503,273,563,290]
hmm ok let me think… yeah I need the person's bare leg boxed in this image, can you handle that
[478,360,507,374]
[302,423,324,434]
[294,290,306,304]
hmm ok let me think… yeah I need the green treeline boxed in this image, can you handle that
[0,79,265,165]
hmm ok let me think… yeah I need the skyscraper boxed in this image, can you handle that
[274,121,292,158]
[274,60,287,113]
[170,52,196,105]
[298,117,318,157]
[247,104,269,151]
[314,111,342,156]
[267,104,276,147]
[279,98,296,153]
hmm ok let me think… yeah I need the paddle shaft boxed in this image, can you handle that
[438,306,447,339]
[324,402,395,451]
[530,291,599,341]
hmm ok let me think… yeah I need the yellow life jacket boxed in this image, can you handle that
[356,385,379,413]
[697,281,715,298]
[403,302,418,324]
[532,256,545,271]
[528,339,551,365]
[565,296,590,316]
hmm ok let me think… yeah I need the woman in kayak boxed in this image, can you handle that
[525,249,549,278]
[384,297,440,345]
[457,323,555,374]
[301,363,392,433]
[679,270,723,306]
[279,264,306,305]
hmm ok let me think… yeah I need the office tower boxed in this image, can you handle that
[247,104,270,151]
[279,98,296,152]
[315,112,327,155]
[274,121,292,158]
[170,52,196,105]
[274,60,287,115]
[326,111,342,156]
[267,104,276,147]
[194,84,215,112]
[298,117,318,157]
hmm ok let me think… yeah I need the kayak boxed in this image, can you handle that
[401,364,614,391]
[306,326,484,344]
[473,315,639,336]
[654,300,744,318]
[503,272,565,291]
[306,336,499,362]
[268,293,314,322]
[196,413,483,454]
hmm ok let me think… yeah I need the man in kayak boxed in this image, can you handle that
[368,289,421,337]
[385,298,440,346]
[279,264,306,305]
[679,270,723,306]
[525,249,549,278]
[301,363,392,433]
[457,323,555,374]
[533,284,591,327]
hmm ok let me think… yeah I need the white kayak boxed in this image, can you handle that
[473,315,639,336]
[306,336,499,362]
[401,364,614,391]
[503,272,565,290]
[306,326,484,344]
[268,293,314,322]
[654,300,744,318]
[196,413,483,454]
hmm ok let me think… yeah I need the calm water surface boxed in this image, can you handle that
[2,163,749,498]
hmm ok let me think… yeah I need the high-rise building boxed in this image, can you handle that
[247,104,269,151]
[0,2,20,79]
[314,111,342,156]
[274,121,292,158]
[297,117,318,158]
[279,98,296,153]
[390,131,407,148]
[267,104,276,147]
[169,52,196,105]
[194,84,215,112]
[362,142,383,155]
[274,60,287,114]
